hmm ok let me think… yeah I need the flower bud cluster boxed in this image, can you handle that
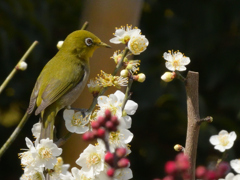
[114,51,146,83]
[82,109,131,178]
[82,109,119,141]
[196,162,230,180]
[162,153,190,179]
[105,148,130,177]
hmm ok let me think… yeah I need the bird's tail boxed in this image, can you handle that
[40,108,56,140]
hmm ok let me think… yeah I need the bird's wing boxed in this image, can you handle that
[27,78,41,114]
[34,63,85,116]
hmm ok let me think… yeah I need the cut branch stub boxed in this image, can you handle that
[184,71,201,179]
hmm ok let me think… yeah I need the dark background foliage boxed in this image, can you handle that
[1,0,240,179]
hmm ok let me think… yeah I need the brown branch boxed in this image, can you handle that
[184,71,200,179]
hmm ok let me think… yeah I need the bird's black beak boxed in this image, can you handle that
[98,42,111,48]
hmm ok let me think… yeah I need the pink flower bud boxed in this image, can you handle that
[162,175,174,180]
[105,109,112,120]
[164,161,177,175]
[97,128,106,138]
[117,158,130,168]
[91,121,100,129]
[216,161,230,178]
[105,152,114,165]
[195,166,207,178]
[92,129,98,138]
[107,168,115,177]
[111,126,118,132]
[82,132,94,141]
[106,121,114,130]
[116,148,127,158]
[97,116,106,126]
[205,170,217,180]
[111,115,119,126]
[175,153,190,171]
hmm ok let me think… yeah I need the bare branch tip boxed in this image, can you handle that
[198,116,213,124]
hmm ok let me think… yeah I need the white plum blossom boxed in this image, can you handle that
[163,50,190,71]
[108,129,133,152]
[110,25,148,55]
[76,144,105,178]
[111,50,126,64]
[87,79,102,94]
[70,167,95,180]
[126,60,140,74]
[97,90,138,129]
[19,137,41,174]
[96,71,128,88]
[32,122,41,139]
[230,159,240,173]
[128,34,149,55]
[31,122,55,140]
[209,130,237,152]
[63,109,89,134]
[20,170,45,180]
[219,172,240,180]
[98,128,133,153]
[35,138,62,169]
[97,94,122,118]
[50,157,71,179]
[60,173,73,180]
[110,25,141,44]
[114,167,133,180]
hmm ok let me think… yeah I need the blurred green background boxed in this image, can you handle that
[1,0,240,179]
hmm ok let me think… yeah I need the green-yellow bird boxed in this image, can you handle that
[27,30,110,140]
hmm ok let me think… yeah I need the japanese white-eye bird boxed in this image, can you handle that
[27,30,110,139]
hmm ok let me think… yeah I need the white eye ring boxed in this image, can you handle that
[85,38,93,46]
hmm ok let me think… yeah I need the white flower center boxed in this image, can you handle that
[129,36,147,54]
[109,131,121,145]
[21,172,43,180]
[219,135,229,146]
[71,114,88,127]
[172,59,180,70]
[121,35,130,44]
[109,104,118,115]
[33,172,44,180]
[86,152,101,168]
[53,157,63,175]
[39,147,52,160]
[19,151,34,168]
[80,174,92,180]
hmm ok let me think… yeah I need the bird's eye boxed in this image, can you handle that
[85,38,93,46]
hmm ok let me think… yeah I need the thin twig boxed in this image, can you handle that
[55,132,72,147]
[198,116,213,124]
[175,71,186,82]
[121,75,133,110]
[0,41,38,94]
[0,112,31,158]
[81,21,89,30]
